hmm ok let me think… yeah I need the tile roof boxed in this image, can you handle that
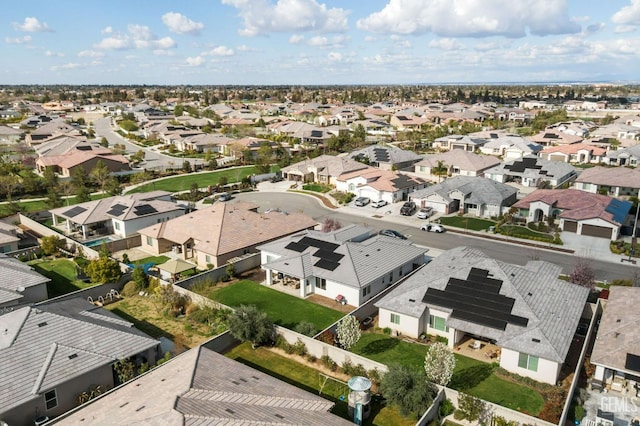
[281,154,369,178]
[483,156,577,182]
[349,145,422,165]
[410,176,517,206]
[416,150,500,172]
[37,149,130,170]
[540,143,606,156]
[0,254,50,305]
[337,168,428,192]
[513,189,631,225]
[376,246,589,362]
[575,166,640,189]
[0,298,158,415]
[57,344,351,425]
[591,287,640,374]
[138,202,317,257]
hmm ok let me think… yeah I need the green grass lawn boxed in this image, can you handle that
[130,255,170,265]
[438,216,496,231]
[29,258,95,298]
[497,225,554,243]
[351,333,544,415]
[226,342,415,426]
[302,183,332,193]
[208,280,344,330]
[126,166,257,193]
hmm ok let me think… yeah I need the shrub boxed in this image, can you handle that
[121,281,139,297]
[453,410,466,421]
[382,327,392,335]
[306,354,317,363]
[321,355,337,372]
[294,321,317,336]
[574,405,585,421]
[439,398,455,417]
[291,339,307,356]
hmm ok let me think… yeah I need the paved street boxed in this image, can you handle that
[233,187,639,283]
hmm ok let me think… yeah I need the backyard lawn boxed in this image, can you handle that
[438,216,496,231]
[126,166,257,193]
[351,333,544,415]
[28,258,95,298]
[226,342,415,426]
[207,280,344,330]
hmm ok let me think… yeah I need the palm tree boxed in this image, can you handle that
[433,160,448,182]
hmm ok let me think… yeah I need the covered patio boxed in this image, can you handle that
[454,335,501,363]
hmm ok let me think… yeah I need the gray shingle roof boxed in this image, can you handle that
[349,145,422,165]
[375,246,588,363]
[0,298,159,415]
[410,176,517,206]
[0,254,50,305]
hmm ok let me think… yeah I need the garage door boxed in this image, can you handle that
[581,224,612,238]
[563,220,577,233]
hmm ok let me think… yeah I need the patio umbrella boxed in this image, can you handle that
[157,259,196,275]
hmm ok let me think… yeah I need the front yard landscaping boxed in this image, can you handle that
[302,183,332,193]
[29,258,95,298]
[226,342,415,426]
[438,216,496,231]
[205,280,344,330]
[126,166,257,193]
[350,333,545,416]
[497,225,556,243]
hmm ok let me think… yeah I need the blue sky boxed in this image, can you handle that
[2,0,640,85]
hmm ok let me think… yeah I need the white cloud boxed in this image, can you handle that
[13,17,53,33]
[78,50,105,58]
[612,0,640,25]
[95,25,176,51]
[615,25,637,33]
[50,63,81,71]
[102,26,113,34]
[187,56,205,66]
[290,34,305,44]
[327,51,343,62]
[45,50,64,57]
[364,35,377,42]
[222,0,349,36]
[429,38,464,50]
[236,44,254,51]
[584,23,605,35]
[210,46,235,56]
[5,35,32,44]
[162,12,204,35]
[309,36,328,46]
[357,0,580,37]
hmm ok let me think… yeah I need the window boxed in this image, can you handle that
[44,389,57,410]
[114,222,120,230]
[362,285,371,297]
[390,313,400,325]
[429,315,449,332]
[388,272,393,282]
[317,278,326,290]
[205,255,211,264]
[145,236,152,246]
[518,353,539,372]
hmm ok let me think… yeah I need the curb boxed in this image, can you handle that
[445,227,575,254]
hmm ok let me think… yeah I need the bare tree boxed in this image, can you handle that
[568,259,596,289]
[321,218,342,232]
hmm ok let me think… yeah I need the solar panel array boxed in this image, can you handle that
[63,206,87,218]
[625,353,640,373]
[423,267,529,331]
[505,157,542,173]
[283,236,342,271]
[106,203,128,217]
[133,204,158,216]
[373,148,390,162]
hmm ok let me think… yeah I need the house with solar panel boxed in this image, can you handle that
[483,156,578,188]
[513,189,632,240]
[335,168,429,204]
[257,225,427,307]
[375,246,589,385]
[49,191,183,242]
[0,298,160,425]
[349,145,423,171]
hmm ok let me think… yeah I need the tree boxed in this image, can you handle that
[104,176,122,196]
[131,264,148,291]
[380,364,435,418]
[41,235,64,256]
[321,218,342,232]
[113,358,136,384]
[457,393,486,422]
[42,167,58,190]
[182,160,192,173]
[424,342,456,386]
[85,253,123,284]
[0,175,20,202]
[294,321,317,337]
[45,187,63,208]
[336,315,361,350]
[433,160,448,182]
[71,167,91,203]
[227,305,274,347]
[91,160,110,193]
[100,137,109,147]
[255,142,273,174]
[568,259,596,289]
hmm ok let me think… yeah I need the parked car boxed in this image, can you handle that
[218,192,231,201]
[371,199,388,208]
[400,201,417,216]
[420,224,445,233]
[379,229,407,239]
[416,207,434,219]
[354,196,371,207]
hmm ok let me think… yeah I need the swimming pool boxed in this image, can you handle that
[83,237,114,247]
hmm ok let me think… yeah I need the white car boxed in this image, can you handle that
[420,223,445,233]
[371,200,388,208]
[416,207,434,219]
[354,197,371,207]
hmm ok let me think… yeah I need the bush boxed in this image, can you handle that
[122,281,139,297]
[439,398,455,417]
[292,339,307,356]
[321,355,337,371]
[574,405,585,421]
[294,321,317,336]
[453,410,466,421]
[383,327,392,335]
[306,354,317,363]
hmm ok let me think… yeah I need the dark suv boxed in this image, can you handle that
[400,201,417,216]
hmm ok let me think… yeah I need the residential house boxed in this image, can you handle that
[409,176,517,217]
[479,135,543,160]
[25,119,81,146]
[375,246,589,385]
[604,144,640,167]
[0,253,50,308]
[414,150,501,178]
[432,135,487,152]
[36,148,131,177]
[513,189,632,240]
[56,344,352,425]
[0,125,23,145]
[574,166,640,197]
[539,143,606,164]
[530,129,583,146]
[335,168,429,204]
[0,298,160,425]
[389,114,429,130]
[281,155,369,185]
[349,145,422,171]
[177,133,232,153]
[590,123,640,147]
[546,120,596,138]
[494,108,532,123]
[34,134,90,157]
[590,287,640,393]
[137,202,317,269]
[259,225,427,307]
[50,191,177,240]
[484,156,578,188]
[0,221,21,253]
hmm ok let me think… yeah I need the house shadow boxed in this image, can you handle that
[359,337,399,355]
[449,363,494,390]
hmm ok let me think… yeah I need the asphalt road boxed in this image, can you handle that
[93,118,206,171]
[233,191,639,283]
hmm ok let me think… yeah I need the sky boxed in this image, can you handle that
[2,0,640,85]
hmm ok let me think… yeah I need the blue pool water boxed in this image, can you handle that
[84,237,114,247]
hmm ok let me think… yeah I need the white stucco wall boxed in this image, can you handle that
[500,347,561,385]
[378,307,423,338]
[113,210,184,238]
[576,217,618,240]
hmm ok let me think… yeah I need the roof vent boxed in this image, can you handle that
[511,273,515,277]
[231,380,240,385]
[68,353,78,359]
[38,322,48,327]
[617,319,621,323]
[226,408,235,414]
[532,338,540,343]
[251,375,260,380]
[409,298,416,302]
[135,406,145,412]
[615,332,620,338]
[527,292,533,297]
[275,414,285,419]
